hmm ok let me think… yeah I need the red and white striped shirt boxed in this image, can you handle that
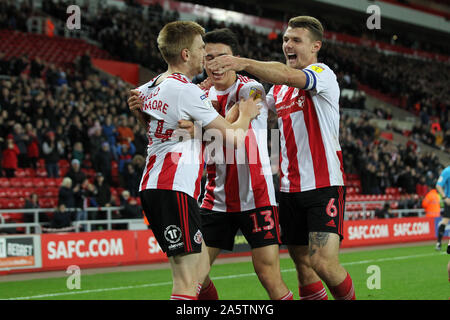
[136,73,219,200]
[201,75,277,212]
[267,63,345,193]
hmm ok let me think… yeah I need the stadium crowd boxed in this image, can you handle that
[4,0,448,152]
[64,2,449,153]
[340,113,444,197]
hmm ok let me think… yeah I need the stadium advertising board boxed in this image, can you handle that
[341,217,436,247]
[41,231,136,269]
[0,235,41,271]
[135,230,168,263]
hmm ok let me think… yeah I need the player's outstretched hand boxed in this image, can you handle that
[207,55,245,73]
[128,90,143,112]
[238,97,262,120]
[174,119,195,139]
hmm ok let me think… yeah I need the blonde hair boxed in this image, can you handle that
[288,16,324,41]
[61,177,72,188]
[157,21,205,64]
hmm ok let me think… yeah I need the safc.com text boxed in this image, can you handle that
[47,239,124,260]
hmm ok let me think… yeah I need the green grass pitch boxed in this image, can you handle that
[1,244,448,300]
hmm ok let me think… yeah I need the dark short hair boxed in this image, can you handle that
[204,28,240,55]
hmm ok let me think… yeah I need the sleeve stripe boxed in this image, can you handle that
[302,70,311,90]
[304,69,317,90]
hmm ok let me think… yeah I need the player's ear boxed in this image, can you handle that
[181,48,189,62]
[312,40,322,54]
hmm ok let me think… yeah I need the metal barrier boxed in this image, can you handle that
[0,206,148,234]
[0,204,438,234]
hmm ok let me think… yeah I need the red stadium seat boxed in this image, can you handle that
[5,188,20,198]
[21,178,34,188]
[24,168,36,177]
[32,178,46,188]
[36,168,48,177]
[58,160,70,168]
[15,168,27,178]
[0,178,10,188]
[10,178,27,187]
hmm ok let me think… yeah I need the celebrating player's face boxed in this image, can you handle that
[189,34,206,75]
[282,27,317,69]
[204,43,235,90]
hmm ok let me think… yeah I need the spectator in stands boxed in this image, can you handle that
[24,193,40,210]
[93,141,113,185]
[30,57,44,78]
[72,142,84,164]
[102,114,117,158]
[123,162,139,197]
[117,142,136,177]
[422,188,441,218]
[65,159,86,187]
[120,190,142,219]
[42,131,60,178]
[73,178,96,231]
[24,193,49,230]
[50,203,72,229]
[132,155,145,176]
[58,177,75,209]
[416,176,429,197]
[90,172,112,230]
[2,134,19,177]
[68,115,86,149]
[116,115,134,146]
[12,123,29,168]
[375,202,392,219]
[25,124,39,169]
[397,166,417,194]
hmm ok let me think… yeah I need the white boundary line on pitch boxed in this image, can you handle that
[3,252,446,300]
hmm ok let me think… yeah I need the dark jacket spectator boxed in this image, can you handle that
[42,131,60,177]
[120,190,142,219]
[58,177,76,208]
[50,203,72,229]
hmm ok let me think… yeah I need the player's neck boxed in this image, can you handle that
[300,56,318,69]
[167,65,193,80]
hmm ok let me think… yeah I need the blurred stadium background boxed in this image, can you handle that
[0,0,449,299]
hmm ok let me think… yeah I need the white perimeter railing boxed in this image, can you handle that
[0,207,148,234]
[0,202,434,235]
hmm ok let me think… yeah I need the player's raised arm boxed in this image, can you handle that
[207,55,308,89]
[205,96,261,147]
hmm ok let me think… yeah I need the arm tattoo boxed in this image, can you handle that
[308,232,330,257]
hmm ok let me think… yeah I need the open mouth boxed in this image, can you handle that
[212,71,225,80]
[286,53,297,64]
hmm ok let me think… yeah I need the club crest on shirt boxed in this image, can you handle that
[194,230,203,244]
[249,87,262,100]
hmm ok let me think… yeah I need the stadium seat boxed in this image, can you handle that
[9,178,25,188]
[32,178,46,188]
[36,168,48,177]
[15,168,27,178]
[21,178,35,188]
[0,178,10,188]
[5,188,20,198]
